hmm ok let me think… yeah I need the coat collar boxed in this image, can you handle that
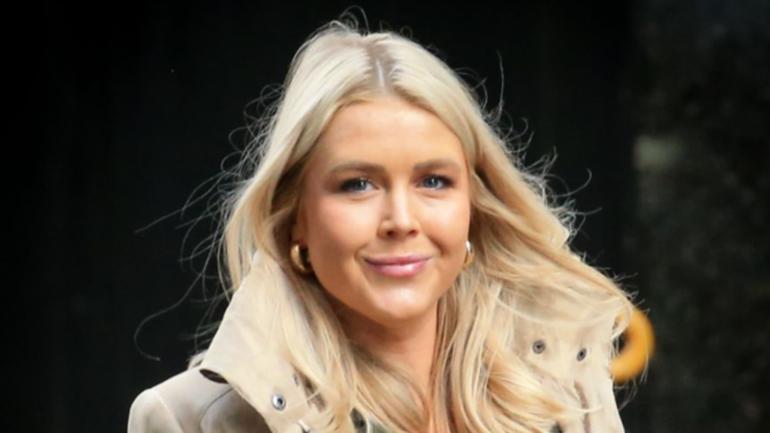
[199,256,321,433]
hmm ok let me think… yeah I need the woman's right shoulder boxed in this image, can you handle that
[127,367,270,433]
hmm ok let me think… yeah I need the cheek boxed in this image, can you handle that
[444,199,471,234]
[302,197,379,313]
[423,196,471,253]
[303,197,378,290]
[306,197,376,252]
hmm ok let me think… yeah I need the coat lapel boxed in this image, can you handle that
[199,256,317,433]
[198,253,386,433]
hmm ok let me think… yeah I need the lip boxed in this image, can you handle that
[364,254,431,278]
[364,254,431,265]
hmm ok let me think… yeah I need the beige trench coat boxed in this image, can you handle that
[128,264,625,433]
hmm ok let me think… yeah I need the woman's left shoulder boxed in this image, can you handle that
[514,314,616,375]
[514,316,625,433]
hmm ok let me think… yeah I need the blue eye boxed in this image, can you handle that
[340,178,373,192]
[340,175,451,192]
[421,175,452,189]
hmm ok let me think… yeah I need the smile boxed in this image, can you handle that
[364,256,431,278]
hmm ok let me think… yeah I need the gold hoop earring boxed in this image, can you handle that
[290,242,312,274]
[463,240,475,268]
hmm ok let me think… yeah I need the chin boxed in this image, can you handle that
[370,289,439,323]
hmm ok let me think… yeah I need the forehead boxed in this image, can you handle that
[310,97,468,168]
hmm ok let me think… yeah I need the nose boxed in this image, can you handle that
[377,186,419,239]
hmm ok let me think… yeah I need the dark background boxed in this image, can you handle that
[17,0,769,432]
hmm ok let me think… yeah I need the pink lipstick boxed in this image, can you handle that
[364,254,431,278]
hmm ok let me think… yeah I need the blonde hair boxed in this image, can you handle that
[213,18,631,433]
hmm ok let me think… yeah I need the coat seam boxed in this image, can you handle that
[148,388,186,433]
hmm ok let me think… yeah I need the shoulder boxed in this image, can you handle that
[514,313,616,376]
[128,367,270,433]
[513,315,625,433]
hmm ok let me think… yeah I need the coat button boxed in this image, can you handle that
[271,393,286,410]
[532,340,546,354]
[576,347,588,361]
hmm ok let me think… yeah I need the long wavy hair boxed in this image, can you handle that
[211,18,631,433]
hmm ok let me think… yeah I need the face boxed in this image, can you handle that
[292,97,472,331]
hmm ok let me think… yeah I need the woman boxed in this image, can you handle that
[129,18,632,433]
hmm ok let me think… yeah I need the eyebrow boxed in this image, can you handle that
[327,158,463,176]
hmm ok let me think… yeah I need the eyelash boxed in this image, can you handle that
[339,175,453,193]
